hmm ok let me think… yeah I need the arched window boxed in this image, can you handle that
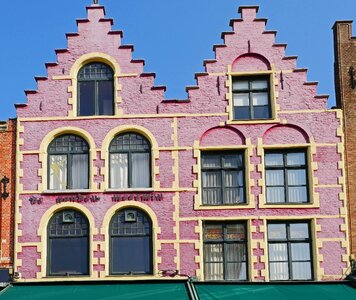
[78,62,114,116]
[48,134,89,190]
[47,210,89,276]
[110,208,153,275]
[109,133,151,189]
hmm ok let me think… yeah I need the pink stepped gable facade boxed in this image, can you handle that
[15,5,349,282]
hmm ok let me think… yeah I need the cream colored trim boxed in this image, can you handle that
[17,113,228,122]
[101,125,160,191]
[100,201,160,277]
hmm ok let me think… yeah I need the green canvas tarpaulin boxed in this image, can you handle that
[0,282,191,300]
[194,282,356,300]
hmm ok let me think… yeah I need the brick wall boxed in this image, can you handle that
[333,21,356,256]
[0,119,16,269]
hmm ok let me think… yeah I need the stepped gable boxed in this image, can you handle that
[163,6,329,115]
[16,4,165,118]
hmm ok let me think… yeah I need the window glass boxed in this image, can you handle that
[109,133,151,189]
[232,76,271,120]
[48,210,89,276]
[204,222,247,281]
[110,209,152,275]
[265,150,308,204]
[48,135,89,190]
[268,222,312,281]
[201,152,245,205]
[233,93,249,106]
[252,92,269,105]
[78,62,114,116]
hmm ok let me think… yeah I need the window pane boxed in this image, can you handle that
[205,263,224,280]
[287,152,305,166]
[265,154,283,166]
[233,93,249,106]
[287,169,306,185]
[224,188,244,204]
[111,236,151,274]
[269,262,289,280]
[267,187,285,203]
[203,171,221,188]
[234,106,250,120]
[266,170,284,185]
[49,237,88,275]
[224,171,242,187]
[71,154,88,189]
[253,105,270,119]
[202,155,221,168]
[288,187,308,203]
[204,225,223,240]
[252,92,268,105]
[78,81,95,116]
[131,153,150,188]
[232,80,249,90]
[269,243,288,261]
[223,154,243,168]
[251,79,268,89]
[226,262,246,280]
[291,243,311,261]
[226,244,246,262]
[292,262,312,280]
[226,224,246,240]
[289,223,309,239]
[110,153,128,188]
[98,81,114,115]
[203,189,221,205]
[268,224,287,240]
[49,155,67,190]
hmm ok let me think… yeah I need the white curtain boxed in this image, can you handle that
[110,153,128,188]
[49,155,67,190]
[268,243,289,280]
[132,153,150,188]
[71,154,89,189]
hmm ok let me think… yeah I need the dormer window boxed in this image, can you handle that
[232,76,271,120]
[78,62,114,116]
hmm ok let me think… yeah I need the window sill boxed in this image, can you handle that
[195,203,255,210]
[226,118,280,125]
[259,202,318,209]
[42,189,91,194]
[105,188,154,193]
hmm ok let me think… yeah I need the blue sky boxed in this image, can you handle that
[0,0,356,120]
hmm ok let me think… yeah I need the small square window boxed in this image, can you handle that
[232,76,271,120]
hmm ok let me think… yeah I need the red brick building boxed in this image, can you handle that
[333,21,356,258]
[0,119,16,273]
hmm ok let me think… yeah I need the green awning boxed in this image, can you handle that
[0,282,191,300]
[194,282,356,300]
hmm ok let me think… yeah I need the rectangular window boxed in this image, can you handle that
[232,76,271,120]
[204,222,248,281]
[265,150,308,204]
[201,152,245,205]
[267,221,313,281]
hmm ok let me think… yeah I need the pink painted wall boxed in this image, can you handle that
[16,5,347,281]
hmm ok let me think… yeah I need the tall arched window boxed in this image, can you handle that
[47,210,89,276]
[109,133,151,189]
[78,62,114,116]
[110,208,153,275]
[48,134,89,190]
